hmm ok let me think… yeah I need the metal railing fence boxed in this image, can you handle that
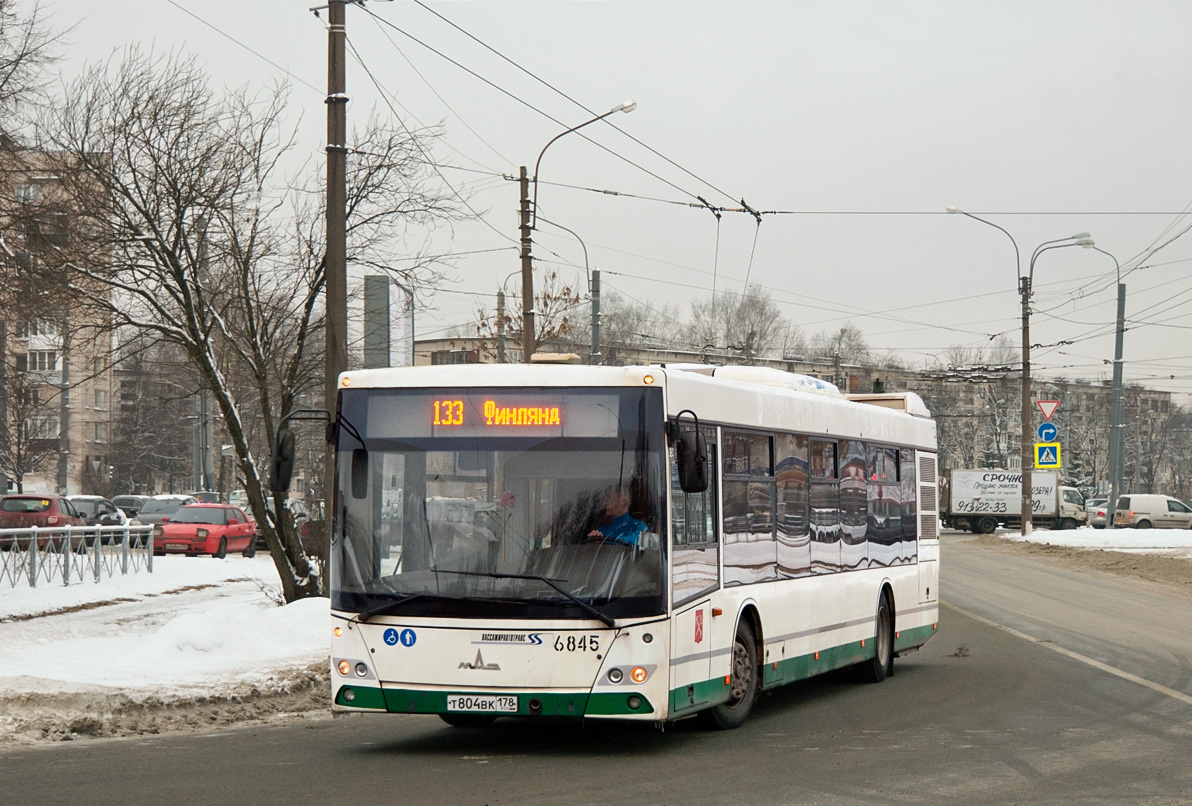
[0,525,154,588]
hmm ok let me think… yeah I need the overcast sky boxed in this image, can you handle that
[42,0,1192,402]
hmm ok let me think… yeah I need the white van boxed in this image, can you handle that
[1113,494,1192,529]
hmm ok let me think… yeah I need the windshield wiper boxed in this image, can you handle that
[430,569,616,628]
[358,593,428,622]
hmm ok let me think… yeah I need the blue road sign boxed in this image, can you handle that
[1037,422,1058,442]
[1035,442,1062,469]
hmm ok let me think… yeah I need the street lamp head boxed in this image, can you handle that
[1075,237,1095,247]
[945,206,962,214]
[613,100,637,114]
[1070,232,1091,240]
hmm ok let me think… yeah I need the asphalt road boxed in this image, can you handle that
[3,534,1191,805]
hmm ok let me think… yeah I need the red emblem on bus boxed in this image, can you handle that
[695,610,704,644]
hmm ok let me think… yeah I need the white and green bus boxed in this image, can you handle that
[294,362,939,729]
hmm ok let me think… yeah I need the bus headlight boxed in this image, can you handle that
[355,662,369,677]
[630,667,649,684]
[337,660,351,676]
[607,668,624,684]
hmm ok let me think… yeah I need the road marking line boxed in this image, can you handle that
[942,600,1192,708]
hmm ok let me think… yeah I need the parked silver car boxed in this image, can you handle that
[1084,497,1109,529]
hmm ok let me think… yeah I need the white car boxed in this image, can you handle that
[1113,494,1192,529]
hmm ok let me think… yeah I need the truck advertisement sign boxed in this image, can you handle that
[950,471,1058,516]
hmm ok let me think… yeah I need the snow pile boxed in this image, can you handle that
[0,556,330,744]
[1001,525,1192,560]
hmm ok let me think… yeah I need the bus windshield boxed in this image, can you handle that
[332,386,667,621]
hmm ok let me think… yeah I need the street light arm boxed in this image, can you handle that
[536,214,591,291]
[1029,232,1091,267]
[1089,245,1121,284]
[1028,238,1094,287]
[532,101,636,228]
[946,207,1021,280]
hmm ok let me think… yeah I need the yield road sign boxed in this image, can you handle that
[1037,422,1058,442]
[1038,400,1060,421]
[1035,442,1062,469]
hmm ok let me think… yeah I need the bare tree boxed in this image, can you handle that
[597,291,683,364]
[33,49,465,601]
[0,0,60,121]
[809,322,869,365]
[475,270,584,359]
[688,285,787,363]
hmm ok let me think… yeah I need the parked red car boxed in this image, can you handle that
[0,494,87,550]
[155,504,257,558]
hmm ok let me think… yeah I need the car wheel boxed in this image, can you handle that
[242,539,256,558]
[214,537,228,559]
[1136,520,1152,530]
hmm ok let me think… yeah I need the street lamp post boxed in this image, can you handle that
[519,100,636,363]
[536,215,601,364]
[947,207,1091,535]
[1090,247,1125,524]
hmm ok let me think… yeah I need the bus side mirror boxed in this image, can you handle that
[676,428,708,493]
[351,448,369,500]
[271,429,295,493]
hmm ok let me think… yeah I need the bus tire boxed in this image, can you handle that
[701,620,758,730]
[439,713,498,728]
[975,517,998,534]
[857,591,893,684]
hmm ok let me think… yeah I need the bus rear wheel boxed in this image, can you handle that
[439,713,498,728]
[701,620,758,730]
[856,592,893,684]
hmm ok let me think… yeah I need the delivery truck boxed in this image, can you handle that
[941,469,1087,533]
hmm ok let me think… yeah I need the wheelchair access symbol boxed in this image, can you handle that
[383,628,417,647]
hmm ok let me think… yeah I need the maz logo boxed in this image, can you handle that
[459,650,501,671]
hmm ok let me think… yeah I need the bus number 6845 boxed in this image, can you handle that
[554,635,599,652]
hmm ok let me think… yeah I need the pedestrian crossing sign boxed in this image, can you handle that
[1035,442,1061,469]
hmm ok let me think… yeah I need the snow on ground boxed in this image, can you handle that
[0,555,329,744]
[1000,524,1192,560]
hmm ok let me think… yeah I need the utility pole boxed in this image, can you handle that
[322,0,348,571]
[496,290,506,363]
[1020,275,1033,535]
[518,166,534,363]
[590,268,601,365]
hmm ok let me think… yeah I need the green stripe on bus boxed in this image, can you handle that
[371,689,655,718]
[334,685,387,710]
[669,624,937,714]
[894,622,937,653]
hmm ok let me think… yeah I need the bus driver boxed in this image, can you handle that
[587,484,648,546]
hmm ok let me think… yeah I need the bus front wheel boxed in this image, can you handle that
[701,620,758,730]
[856,592,893,684]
